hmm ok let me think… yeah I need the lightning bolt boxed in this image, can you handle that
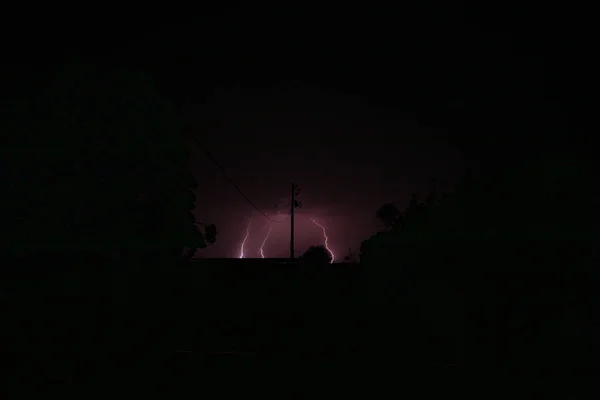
[310,218,335,263]
[238,220,251,259]
[259,224,272,259]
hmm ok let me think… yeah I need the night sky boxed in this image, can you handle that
[174,5,467,258]
[187,85,465,258]
[4,4,594,259]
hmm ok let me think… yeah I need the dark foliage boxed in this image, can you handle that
[2,63,216,262]
[362,154,600,370]
[300,245,332,265]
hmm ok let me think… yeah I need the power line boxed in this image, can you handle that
[192,137,289,224]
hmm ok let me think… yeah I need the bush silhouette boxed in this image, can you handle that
[300,245,332,265]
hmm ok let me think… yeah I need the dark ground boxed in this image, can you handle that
[0,256,464,393]
[2,255,590,396]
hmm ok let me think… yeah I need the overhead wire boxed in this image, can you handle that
[192,137,290,223]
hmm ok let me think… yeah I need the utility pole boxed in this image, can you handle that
[290,183,295,259]
[290,182,302,260]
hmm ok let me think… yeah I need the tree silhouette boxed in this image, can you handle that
[6,63,216,262]
[361,155,600,367]
[300,245,332,265]
[376,202,402,231]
